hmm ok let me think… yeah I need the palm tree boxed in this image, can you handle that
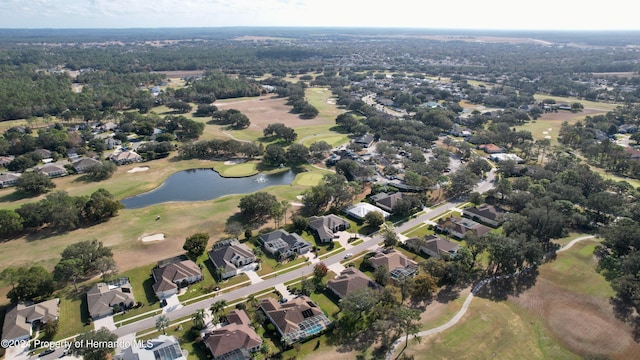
[192,309,206,329]
[210,300,227,318]
[156,315,170,335]
[247,294,259,309]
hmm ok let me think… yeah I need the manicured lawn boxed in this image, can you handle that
[532,94,619,112]
[54,287,92,340]
[292,172,324,187]
[541,239,614,298]
[300,134,350,148]
[257,256,308,277]
[403,224,435,238]
[309,290,341,320]
[213,162,258,177]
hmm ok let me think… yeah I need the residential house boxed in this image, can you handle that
[259,230,312,259]
[109,150,142,165]
[86,278,135,320]
[260,296,331,345]
[405,235,460,260]
[152,257,203,299]
[72,157,102,173]
[204,310,262,360]
[104,137,121,150]
[462,204,506,227]
[489,153,524,163]
[0,172,20,188]
[372,192,404,213]
[34,149,52,159]
[0,155,15,168]
[307,215,350,243]
[478,144,504,154]
[624,147,640,160]
[436,216,491,239]
[449,124,473,137]
[618,124,638,134]
[208,239,256,280]
[116,335,186,360]
[326,267,378,299]
[354,134,375,148]
[344,202,390,220]
[101,122,118,132]
[369,249,418,280]
[35,164,67,178]
[1,299,59,342]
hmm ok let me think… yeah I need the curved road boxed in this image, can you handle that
[386,234,596,359]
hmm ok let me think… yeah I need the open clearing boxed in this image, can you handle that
[400,239,640,359]
[515,108,605,146]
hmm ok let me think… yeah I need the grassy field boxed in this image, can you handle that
[532,94,619,111]
[213,161,258,177]
[292,172,324,186]
[300,134,350,148]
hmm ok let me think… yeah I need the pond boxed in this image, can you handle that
[121,168,297,209]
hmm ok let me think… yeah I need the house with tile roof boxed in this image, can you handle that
[436,216,491,239]
[462,204,506,227]
[208,239,256,280]
[72,157,102,173]
[152,258,202,299]
[326,267,379,299]
[204,310,262,360]
[260,296,331,346]
[0,172,20,188]
[368,249,418,280]
[373,192,405,213]
[35,164,67,178]
[307,215,350,243]
[109,150,142,165]
[1,298,59,342]
[405,235,460,260]
[86,278,135,320]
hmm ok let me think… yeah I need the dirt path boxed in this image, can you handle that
[386,235,596,359]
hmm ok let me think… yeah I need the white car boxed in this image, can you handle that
[344,253,353,259]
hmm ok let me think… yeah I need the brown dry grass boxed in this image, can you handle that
[509,278,639,358]
[216,94,331,131]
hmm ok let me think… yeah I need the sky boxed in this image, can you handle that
[0,0,638,31]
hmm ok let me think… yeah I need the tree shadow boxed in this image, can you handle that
[435,285,462,303]
[475,268,539,301]
[0,190,37,203]
[142,276,160,306]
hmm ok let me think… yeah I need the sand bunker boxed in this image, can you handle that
[128,166,149,173]
[545,135,552,139]
[224,159,247,165]
[141,233,165,242]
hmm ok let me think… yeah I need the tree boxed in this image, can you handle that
[238,192,278,224]
[156,315,170,335]
[183,233,209,259]
[224,222,244,239]
[7,266,54,303]
[56,240,114,278]
[313,262,328,279]
[262,144,287,167]
[309,141,331,157]
[83,188,123,222]
[42,319,59,340]
[364,211,385,228]
[411,274,438,300]
[69,328,118,360]
[53,259,83,291]
[374,265,390,286]
[0,209,23,236]
[292,215,309,232]
[193,309,206,329]
[15,172,55,195]
[210,299,227,320]
[388,306,421,355]
[447,168,478,198]
[86,161,117,180]
[381,223,399,248]
[285,143,309,166]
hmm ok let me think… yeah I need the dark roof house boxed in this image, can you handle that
[152,259,203,299]
[354,134,375,148]
[86,278,135,319]
[405,235,461,260]
[436,216,491,239]
[462,204,506,227]
[72,157,101,173]
[0,172,20,188]
[259,230,312,259]
[35,164,67,178]
[208,239,256,280]
[373,192,405,212]
[307,215,350,243]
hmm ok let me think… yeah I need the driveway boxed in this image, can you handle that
[161,294,182,314]
[93,315,116,331]
[243,269,264,284]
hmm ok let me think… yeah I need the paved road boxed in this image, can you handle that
[114,168,496,338]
